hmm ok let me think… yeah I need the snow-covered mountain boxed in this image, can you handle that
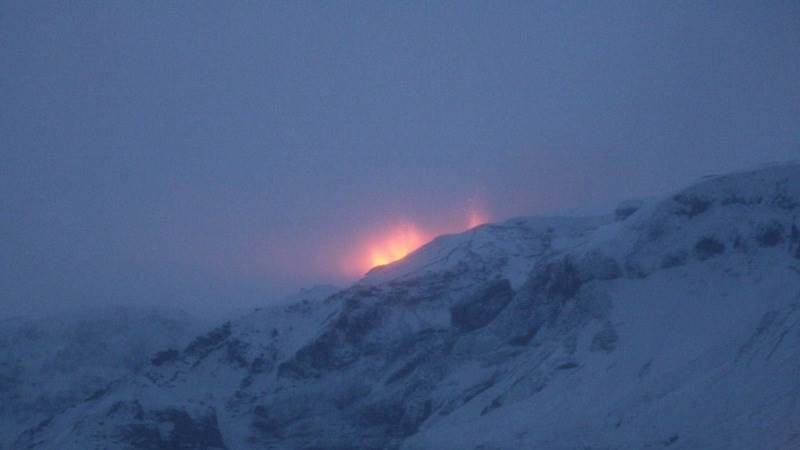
[9,163,800,449]
[0,306,208,449]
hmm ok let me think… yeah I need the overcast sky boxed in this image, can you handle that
[2,1,799,316]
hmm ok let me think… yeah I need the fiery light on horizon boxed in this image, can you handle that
[368,224,426,268]
[467,207,488,229]
[339,222,429,277]
[340,204,491,277]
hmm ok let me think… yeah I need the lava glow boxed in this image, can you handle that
[340,205,491,277]
[338,222,430,277]
[367,224,426,268]
[467,207,488,229]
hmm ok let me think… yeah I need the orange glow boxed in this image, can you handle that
[368,224,426,268]
[339,222,430,277]
[340,203,491,277]
[467,207,487,229]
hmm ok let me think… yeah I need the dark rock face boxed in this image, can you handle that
[437,376,497,417]
[590,325,619,353]
[450,280,514,332]
[103,402,226,450]
[358,391,433,439]
[279,297,387,379]
[278,329,346,378]
[756,221,785,247]
[12,417,53,449]
[335,300,386,345]
[184,322,232,359]
[737,303,800,363]
[505,260,585,346]
[673,194,712,218]
[251,405,298,441]
[792,224,800,259]
[181,412,224,449]
[660,251,688,269]
[150,349,179,366]
[556,362,579,370]
[224,339,249,369]
[0,372,17,395]
[615,205,640,221]
[615,206,639,221]
[260,251,618,449]
[108,400,145,419]
[536,259,583,301]
[695,237,726,260]
[576,251,622,281]
[385,329,454,385]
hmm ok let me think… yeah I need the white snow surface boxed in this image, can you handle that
[6,162,800,449]
[0,306,207,449]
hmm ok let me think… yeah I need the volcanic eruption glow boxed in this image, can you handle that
[340,205,491,277]
[338,222,430,277]
[467,207,487,229]
[367,224,426,268]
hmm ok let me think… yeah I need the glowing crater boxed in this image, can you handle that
[341,205,490,277]
[366,224,426,269]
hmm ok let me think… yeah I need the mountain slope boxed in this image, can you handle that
[13,163,800,449]
[0,306,206,449]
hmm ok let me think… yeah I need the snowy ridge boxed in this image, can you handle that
[0,306,205,449]
[8,162,800,449]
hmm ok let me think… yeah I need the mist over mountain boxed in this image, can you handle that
[0,306,209,448]
[3,2,799,448]
[4,1,799,318]
[4,163,800,449]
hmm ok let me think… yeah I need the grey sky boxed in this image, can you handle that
[2,1,799,316]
